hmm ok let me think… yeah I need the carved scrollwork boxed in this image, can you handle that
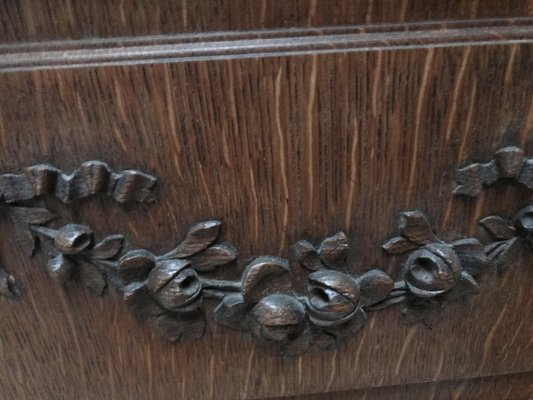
[478,205,533,269]
[454,146,533,196]
[0,146,531,356]
[30,216,239,344]
[212,246,393,355]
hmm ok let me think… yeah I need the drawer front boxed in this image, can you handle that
[0,6,532,400]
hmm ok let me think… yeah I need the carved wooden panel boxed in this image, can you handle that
[1,147,530,358]
[0,6,532,400]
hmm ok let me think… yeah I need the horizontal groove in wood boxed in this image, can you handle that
[1,18,532,72]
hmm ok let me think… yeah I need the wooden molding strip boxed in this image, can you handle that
[0,18,532,72]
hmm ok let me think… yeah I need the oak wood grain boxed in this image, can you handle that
[277,372,533,400]
[1,0,532,44]
[0,20,532,400]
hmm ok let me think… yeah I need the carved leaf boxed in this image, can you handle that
[152,311,206,344]
[323,308,367,339]
[123,282,166,318]
[8,206,58,255]
[111,170,157,203]
[23,164,59,197]
[280,330,313,357]
[479,216,516,240]
[453,163,483,197]
[290,240,322,271]
[314,333,337,350]
[455,147,533,193]
[190,243,237,272]
[78,161,111,195]
[118,249,156,283]
[356,269,394,307]
[318,232,349,268]
[451,238,490,276]
[442,271,479,301]
[0,173,35,202]
[79,261,106,295]
[480,160,500,185]
[485,237,521,269]
[398,211,436,245]
[0,268,21,298]
[164,220,222,259]
[241,256,291,303]
[83,234,124,260]
[382,236,419,255]
[494,146,524,178]
[10,206,58,225]
[402,298,445,327]
[518,158,533,188]
[20,162,158,204]
[213,293,249,330]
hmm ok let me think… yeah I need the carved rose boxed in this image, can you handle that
[122,258,206,344]
[37,223,124,294]
[305,269,361,326]
[515,206,533,252]
[54,224,94,255]
[147,259,203,312]
[515,205,533,234]
[44,224,96,283]
[401,240,488,304]
[403,243,461,298]
[248,294,306,342]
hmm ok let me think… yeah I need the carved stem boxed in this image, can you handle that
[29,225,58,239]
[199,277,241,291]
[365,281,410,311]
[203,289,232,299]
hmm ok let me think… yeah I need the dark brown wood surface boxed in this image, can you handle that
[278,372,533,400]
[0,12,532,400]
[0,0,532,43]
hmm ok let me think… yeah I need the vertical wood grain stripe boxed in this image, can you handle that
[406,48,434,204]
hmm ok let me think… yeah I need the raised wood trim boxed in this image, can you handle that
[0,18,532,72]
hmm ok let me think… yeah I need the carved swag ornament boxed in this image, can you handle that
[0,146,531,356]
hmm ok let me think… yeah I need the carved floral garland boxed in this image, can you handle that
[0,147,531,356]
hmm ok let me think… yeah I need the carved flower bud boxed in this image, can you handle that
[147,259,202,312]
[54,224,94,255]
[403,243,461,298]
[515,205,533,233]
[306,269,360,326]
[47,254,76,283]
[249,294,306,342]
